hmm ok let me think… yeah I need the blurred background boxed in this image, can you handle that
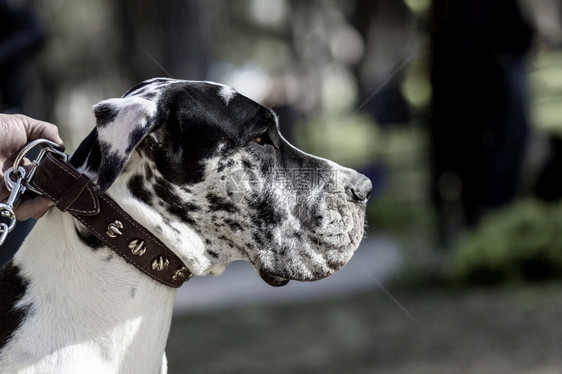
[4,0,562,372]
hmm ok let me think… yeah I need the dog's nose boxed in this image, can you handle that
[348,174,372,203]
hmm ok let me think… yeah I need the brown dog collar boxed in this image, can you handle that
[28,152,192,288]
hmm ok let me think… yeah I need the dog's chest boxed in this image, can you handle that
[0,211,175,373]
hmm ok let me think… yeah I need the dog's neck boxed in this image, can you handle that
[103,152,224,277]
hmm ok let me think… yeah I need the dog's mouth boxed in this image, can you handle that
[253,204,365,288]
[259,269,290,287]
[255,240,356,288]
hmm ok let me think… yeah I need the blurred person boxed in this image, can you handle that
[0,0,46,264]
[430,0,534,245]
[535,137,562,201]
[0,0,44,113]
[351,0,414,127]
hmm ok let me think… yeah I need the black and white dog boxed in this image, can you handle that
[0,78,371,373]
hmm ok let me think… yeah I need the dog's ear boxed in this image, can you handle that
[71,96,158,192]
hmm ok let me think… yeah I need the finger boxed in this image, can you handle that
[20,157,33,173]
[0,160,7,201]
[16,114,65,150]
[1,157,13,173]
[14,196,55,220]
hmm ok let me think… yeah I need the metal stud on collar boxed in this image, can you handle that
[172,266,191,281]
[106,220,123,238]
[128,239,147,256]
[152,256,169,271]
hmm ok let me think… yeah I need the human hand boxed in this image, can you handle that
[0,114,64,220]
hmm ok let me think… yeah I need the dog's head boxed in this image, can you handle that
[71,78,372,286]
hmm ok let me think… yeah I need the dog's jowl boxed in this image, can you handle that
[0,78,371,373]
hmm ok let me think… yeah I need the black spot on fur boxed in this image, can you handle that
[128,174,153,205]
[127,126,149,153]
[250,194,285,227]
[94,103,119,127]
[218,235,238,250]
[96,151,126,192]
[260,158,275,175]
[105,254,114,262]
[207,250,219,259]
[153,177,177,203]
[162,217,182,235]
[217,159,235,173]
[206,193,238,213]
[144,164,154,180]
[252,232,265,247]
[152,143,207,186]
[69,129,101,172]
[154,177,199,225]
[75,225,104,250]
[292,198,323,228]
[0,262,30,352]
[242,159,252,169]
[224,218,244,232]
[130,287,137,298]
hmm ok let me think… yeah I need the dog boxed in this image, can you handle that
[0,78,372,373]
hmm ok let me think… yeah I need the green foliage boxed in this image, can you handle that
[448,199,562,284]
[293,114,382,168]
[530,51,562,136]
[367,195,435,235]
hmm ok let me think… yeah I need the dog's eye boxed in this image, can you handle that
[254,132,273,146]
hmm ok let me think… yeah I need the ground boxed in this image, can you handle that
[167,283,562,373]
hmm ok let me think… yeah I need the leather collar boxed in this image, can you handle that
[28,152,192,288]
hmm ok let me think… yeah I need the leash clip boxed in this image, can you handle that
[0,167,26,246]
[0,139,66,246]
[8,139,67,196]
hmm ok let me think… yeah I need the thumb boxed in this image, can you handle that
[19,115,65,150]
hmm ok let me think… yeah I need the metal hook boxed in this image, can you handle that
[0,223,9,246]
[0,139,67,246]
